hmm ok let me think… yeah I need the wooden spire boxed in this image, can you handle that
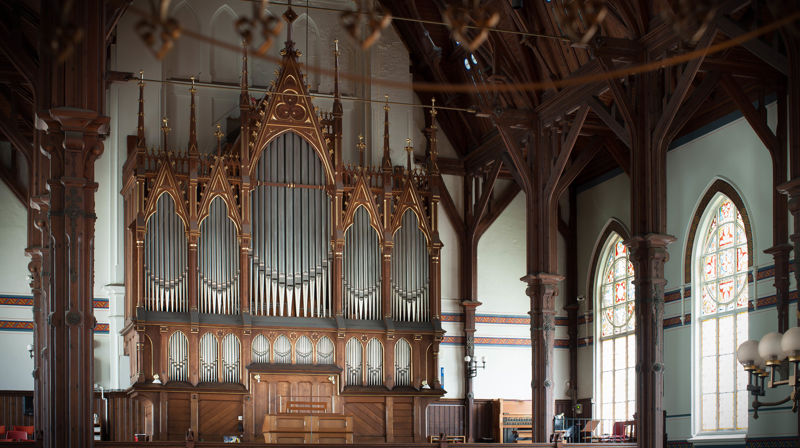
[426,97,439,175]
[160,116,170,153]
[357,134,366,168]
[188,76,198,154]
[240,40,249,109]
[405,138,413,173]
[137,70,146,148]
[382,95,392,171]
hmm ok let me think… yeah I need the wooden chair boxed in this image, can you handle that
[579,419,599,442]
[624,420,636,442]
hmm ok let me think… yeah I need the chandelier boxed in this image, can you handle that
[736,326,800,418]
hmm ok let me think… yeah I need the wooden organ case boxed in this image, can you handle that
[120,25,445,443]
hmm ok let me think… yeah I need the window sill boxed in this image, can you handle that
[688,433,746,446]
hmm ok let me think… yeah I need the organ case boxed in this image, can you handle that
[120,32,444,442]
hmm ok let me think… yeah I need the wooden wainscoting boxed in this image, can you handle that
[0,390,33,430]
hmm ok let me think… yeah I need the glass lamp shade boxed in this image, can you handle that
[464,355,471,363]
[781,327,800,361]
[758,332,785,365]
[736,340,761,368]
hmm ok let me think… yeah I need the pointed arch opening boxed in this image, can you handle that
[345,338,363,386]
[316,336,334,364]
[689,184,751,435]
[221,333,241,384]
[200,332,219,383]
[344,206,382,320]
[168,331,188,382]
[250,131,332,317]
[394,338,412,387]
[144,192,188,312]
[391,210,429,322]
[592,225,635,433]
[252,334,270,364]
[198,197,240,315]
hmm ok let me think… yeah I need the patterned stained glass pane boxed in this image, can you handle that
[615,281,626,303]
[719,223,734,247]
[719,249,734,276]
[736,246,747,271]
[704,255,717,281]
[596,233,635,429]
[697,194,749,433]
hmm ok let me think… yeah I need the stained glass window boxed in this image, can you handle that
[696,195,748,433]
[596,233,635,432]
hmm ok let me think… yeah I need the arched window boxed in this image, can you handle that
[594,231,635,432]
[394,338,412,387]
[692,193,749,433]
[316,337,334,364]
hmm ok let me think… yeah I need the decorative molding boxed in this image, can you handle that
[0,320,110,333]
[0,295,109,309]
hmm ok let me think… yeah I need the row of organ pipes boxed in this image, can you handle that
[164,330,413,387]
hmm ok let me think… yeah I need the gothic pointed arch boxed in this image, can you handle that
[247,48,334,186]
[144,161,189,228]
[342,175,383,238]
[390,179,432,243]
[684,178,754,284]
[586,218,631,311]
[197,157,242,232]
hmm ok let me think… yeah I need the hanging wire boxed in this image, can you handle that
[126,4,800,95]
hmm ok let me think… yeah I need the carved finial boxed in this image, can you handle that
[382,95,392,171]
[188,77,198,154]
[333,40,341,100]
[214,123,224,156]
[160,116,171,152]
[357,134,366,167]
[137,70,146,148]
[240,39,249,107]
[427,97,439,175]
[405,138,414,172]
[283,0,298,51]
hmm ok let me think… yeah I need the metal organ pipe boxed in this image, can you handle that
[143,193,188,312]
[252,334,270,363]
[344,207,381,320]
[198,198,240,315]
[250,132,331,317]
[222,334,240,383]
[365,338,383,386]
[345,338,362,386]
[394,338,411,387]
[391,211,430,322]
[168,331,188,382]
[200,333,218,383]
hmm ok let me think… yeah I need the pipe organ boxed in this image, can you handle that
[122,24,444,442]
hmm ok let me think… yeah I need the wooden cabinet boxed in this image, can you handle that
[261,414,353,444]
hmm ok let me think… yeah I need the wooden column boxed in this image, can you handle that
[37,108,109,447]
[523,272,563,442]
[462,299,481,442]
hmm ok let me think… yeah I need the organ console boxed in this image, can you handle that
[121,10,444,443]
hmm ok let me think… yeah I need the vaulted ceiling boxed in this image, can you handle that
[380,0,789,188]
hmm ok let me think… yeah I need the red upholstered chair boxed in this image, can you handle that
[0,426,6,439]
[601,421,627,443]
[5,430,29,441]
[13,426,33,440]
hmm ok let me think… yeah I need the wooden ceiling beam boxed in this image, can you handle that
[555,137,603,197]
[666,71,722,144]
[603,137,631,176]
[476,182,521,239]
[720,74,780,154]
[653,27,717,150]
[587,96,631,147]
[546,104,589,197]
[715,16,788,75]
[471,159,503,229]
[0,16,37,87]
